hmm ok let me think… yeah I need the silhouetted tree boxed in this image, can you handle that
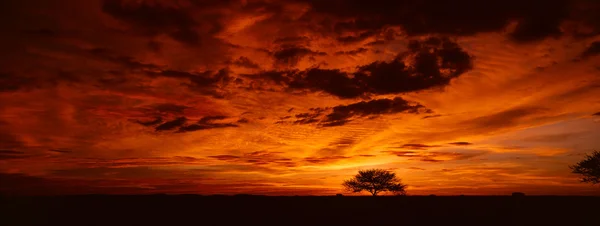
[342,169,407,196]
[570,151,600,185]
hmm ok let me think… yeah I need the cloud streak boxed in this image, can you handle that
[384,150,487,162]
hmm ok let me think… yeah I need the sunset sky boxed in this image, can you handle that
[1,0,600,196]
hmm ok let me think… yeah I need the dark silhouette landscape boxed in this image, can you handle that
[2,194,599,226]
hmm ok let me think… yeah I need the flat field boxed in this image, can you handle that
[2,195,598,226]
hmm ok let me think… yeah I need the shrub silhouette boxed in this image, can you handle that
[570,151,600,184]
[342,169,407,196]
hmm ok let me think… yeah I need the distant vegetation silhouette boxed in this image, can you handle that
[570,151,600,185]
[343,169,407,196]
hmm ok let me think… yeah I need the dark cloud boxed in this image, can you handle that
[464,107,545,132]
[243,151,296,167]
[208,155,241,161]
[366,40,387,46]
[134,117,163,127]
[594,112,600,116]
[87,48,189,89]
[148,68,233,98]
[253,37,472,99]
[198,115,228,123]
[398,144,442,150]
[101,0,203,45]
[288,68,362,98]
[384,150,486,162]
[147,40,162,52]
[0,71,81,93]
[177,115,238,133]
[334,48,369,56]
[65,156,205,169]
[152,68,232,89]
[320,120,350,127]
[131,105,183,128]
[0,73,31,92]
[301,0,572,43]
[229,56,260,69]
[570,0,600,37]
[0,129,25,150]
[152,103,189,114]
[243,70,297,86]
[304,156,350,164]
[330,137,356,147]
[272,45,327,66]
[407,167,426,170]
[422,114,443,119]
[172,156,201,162]
[507,2,568,42]
[282,97,428,127]
[178,122,237,133]
[208,152,297,168]
[321,97,430,127]
[448,142,473,146]
[48,149,72,154]
[420,158,443,162]
[336,31,378,43]
[386,151,418,156]
[155,117,187,131]
[274,36,311,44]
[522,132,585,143]
[316,137,357,156]
[88,48,161,71]
[50,167,174,179]
[140,114,240,133]
[580,41,600,59]
[0,150,27,160]
[547,83,600,103]
[293,108,326,125]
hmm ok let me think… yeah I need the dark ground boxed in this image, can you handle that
[1,195,598,226]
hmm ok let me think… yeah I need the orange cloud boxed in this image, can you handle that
[1,0,600,196]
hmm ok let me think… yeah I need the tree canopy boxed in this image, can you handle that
[570,151,600,185]
[342,169,407,196]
